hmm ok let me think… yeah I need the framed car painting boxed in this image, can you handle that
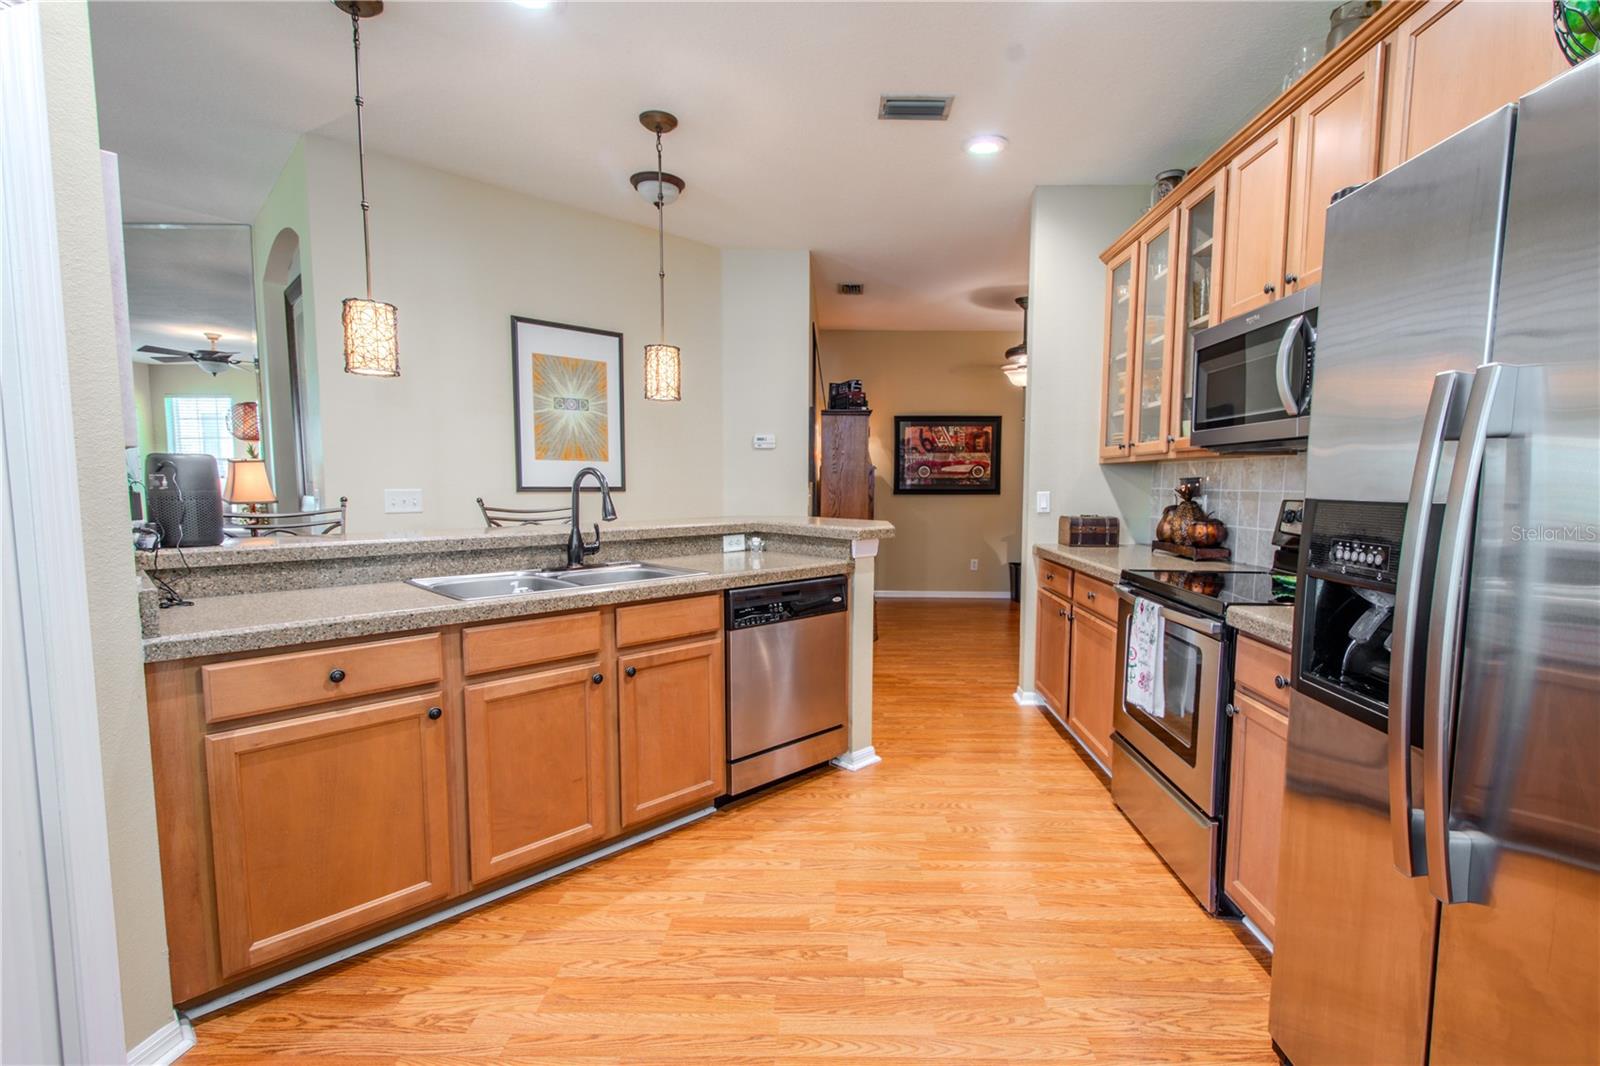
[510,316,625,491]
[893,415,1001,495]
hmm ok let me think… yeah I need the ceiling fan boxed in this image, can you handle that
[137,332,257,376]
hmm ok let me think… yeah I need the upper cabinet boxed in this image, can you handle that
[1382,0,1569,171]
[1221,116,1295,320]
[1097,0,1572,464]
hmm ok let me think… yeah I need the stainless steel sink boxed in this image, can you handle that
[408,562,704,601]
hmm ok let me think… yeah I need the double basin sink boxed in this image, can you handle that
[408,561,706,602]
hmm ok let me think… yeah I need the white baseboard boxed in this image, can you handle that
[184,806,715,1019]
[127,1014,194,1065]
[1013,688,1047,707]
[875,590,1011,600]
[831,746,882,771]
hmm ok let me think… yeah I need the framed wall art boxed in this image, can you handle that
[893,415,1001,495]
[510,316,625,491]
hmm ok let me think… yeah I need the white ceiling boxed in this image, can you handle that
[89,1,1328,331]
[123,223,259,364]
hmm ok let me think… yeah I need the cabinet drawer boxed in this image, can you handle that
[1038,559,1073,597]
[615,594,721,649]
[1072,573,1117,623]
[463,610,602,676]
[1236,634,1293,710]
[201,633,444,725]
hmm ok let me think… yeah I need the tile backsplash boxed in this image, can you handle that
[1150,455,1307,568]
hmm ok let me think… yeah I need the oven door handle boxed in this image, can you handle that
[1275,314,1308,416]
[1114,583,1223,638]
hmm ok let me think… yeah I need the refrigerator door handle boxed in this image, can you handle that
[1276,315,1307,416]
[1388,370,1470,877]
[1422,362,1517,905]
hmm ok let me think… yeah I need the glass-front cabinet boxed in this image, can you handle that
[1129,216,1176,456]
[1099,249,1137,459]
[1171,173,1225,452]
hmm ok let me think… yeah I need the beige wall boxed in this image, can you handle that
[133,361,259,462]
[818,330,1025,594]
[39,1,174,1049]
[1017,185,1153,692]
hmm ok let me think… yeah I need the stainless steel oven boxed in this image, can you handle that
[1190,285,1318,451]
[1111,583,1228,911]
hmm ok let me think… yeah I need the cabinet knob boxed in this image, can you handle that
[426,706,442,720]
[1264,283,1276,295]
[1274,674,1289,689]
[1057,608,1067,618]
[1086,591,1096,601]
[625,666,637,678]
[1167,435,1176,443]
[1285,274,1298,286]
[1225,702,1238,717]
[1044,573,1054,582]
[328,668,346,684]
[591,672,604,685]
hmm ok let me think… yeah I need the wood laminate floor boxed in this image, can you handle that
[185,600,1273,1063]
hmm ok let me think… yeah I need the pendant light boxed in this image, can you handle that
[630,111,684,402]
[1000,296,1029,387]
[335,0,399,377]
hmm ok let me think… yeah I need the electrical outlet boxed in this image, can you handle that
[722,533,747,553]
[969,558,979,571]
[751,433,777,450]
[1036,490,1051,513]
[384,488,423,514]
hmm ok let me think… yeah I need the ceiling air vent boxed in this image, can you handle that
[878,95,953,121]
[837,283,865,296]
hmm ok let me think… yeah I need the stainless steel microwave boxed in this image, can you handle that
[1189,285,1317,450]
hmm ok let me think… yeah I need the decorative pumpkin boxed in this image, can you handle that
[1189,518,1228,548]
[1170,480,1208,544]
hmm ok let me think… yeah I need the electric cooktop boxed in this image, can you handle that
[1120,567,1296,619]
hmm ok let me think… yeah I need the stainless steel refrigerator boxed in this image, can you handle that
[1270,58,1599,1066]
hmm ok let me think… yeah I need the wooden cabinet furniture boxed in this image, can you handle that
[205,692,453,976]
[147,591,735,1004]
[1224,635,1293,943]
[817,409,874,518]
[1097,0,1566,463]
[1032,558,1116,773]
[1066,608,1117,769]
[1035,584,1071,715]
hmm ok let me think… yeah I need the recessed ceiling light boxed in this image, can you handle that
[964,134,1008,156]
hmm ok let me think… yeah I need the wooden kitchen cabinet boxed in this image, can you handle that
[1285,44,1386,292]
[617,635,725,828]
[1129,214,1178,456]
[1169,172,1225,451]
[204,693,454,977]
[1382,0,1568,172]
[1220,116,1294,320]
[464,663,610,883]
[1099,248,1138,459]
[1066,607,1117,770]
[1225,635,1293,944]
[1035,585,1072,716]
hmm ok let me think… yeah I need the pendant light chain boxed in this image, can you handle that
[351,11,373,301]
[655,128,666,343]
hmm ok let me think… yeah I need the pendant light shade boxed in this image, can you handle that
[635,110,683,402]
[1000,295,1029,387]
[643,343,682,402]
[335,0,399,377]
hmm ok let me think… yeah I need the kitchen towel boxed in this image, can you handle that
[1125,597,1165,718]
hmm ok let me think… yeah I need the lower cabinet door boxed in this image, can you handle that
[617,636,724,828]
[204,693,453,977]
[1035,588,1071,715]
[1067,608,1117,769]
[1224,689,1290,942]
[464,663,609,883]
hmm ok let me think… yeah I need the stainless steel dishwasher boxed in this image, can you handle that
[725,576,849,795]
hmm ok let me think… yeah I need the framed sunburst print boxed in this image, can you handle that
[510,316,625,491]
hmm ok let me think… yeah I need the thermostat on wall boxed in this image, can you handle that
[752,433,777,450]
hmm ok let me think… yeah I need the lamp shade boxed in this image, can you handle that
[223,458,277,505]
[1001,351,1028,388]
[343,297,399,377]
[643,343,681,402]
[229,401,260,442]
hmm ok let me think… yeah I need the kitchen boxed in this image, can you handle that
[4,1,1597,1064]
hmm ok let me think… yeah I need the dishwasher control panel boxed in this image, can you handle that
[726,577,848,630]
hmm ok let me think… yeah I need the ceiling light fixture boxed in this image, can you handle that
[965,133,1009,156]
[1001,296,1028,387]
[334,0,399,378]
[631,110,683,402]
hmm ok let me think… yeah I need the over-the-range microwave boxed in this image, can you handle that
[1189,284,1317,451]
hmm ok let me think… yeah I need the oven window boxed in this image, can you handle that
[1126,628,1205,762]
[1194,314,1313,431]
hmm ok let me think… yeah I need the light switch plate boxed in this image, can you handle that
[1035,490,1051,514]
[969,558,979,571]
[722,533,747,552]
[752,433,777,450]
[384,488,423,514]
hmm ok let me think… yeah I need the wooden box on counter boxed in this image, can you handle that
[1060,515,1119,547]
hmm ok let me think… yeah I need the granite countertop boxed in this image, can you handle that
[1225,604,1294,650]
[1033,543,1242,585]
[144,549,848,663]
[136,515,893,571]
